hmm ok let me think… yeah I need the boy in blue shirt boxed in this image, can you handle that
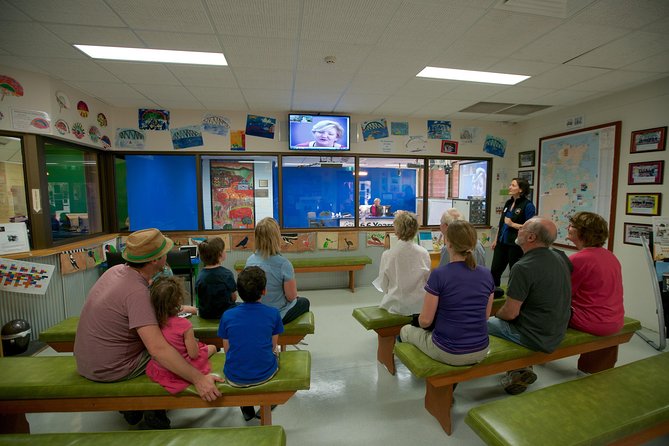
[195,237,237,319]
[218,266,283,421]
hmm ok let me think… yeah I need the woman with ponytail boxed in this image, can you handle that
[400,220,495,366]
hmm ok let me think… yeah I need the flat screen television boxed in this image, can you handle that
[289,114,350,151]
[458,160,488,199]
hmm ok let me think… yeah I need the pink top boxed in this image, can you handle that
[569,247,624,336]
[146,316,212,394]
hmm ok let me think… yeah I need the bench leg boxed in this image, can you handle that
[258,405,272,426]
[377,334,396,375]
[578,345,619,374]
[348,271,355,293]
[0,413,29,434]
[425,380,454,435]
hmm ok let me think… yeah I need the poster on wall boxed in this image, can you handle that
[138,108,170,130]
[538,121,621,249]
[0,258,55,295]
[11,109,51,133]
[210,161,255,229]
[427,120,451,140]
[245,114,276,139]
[0,223,30,255]
[652,216,669,260]
[202,114,230,136]
[171,125,204,149]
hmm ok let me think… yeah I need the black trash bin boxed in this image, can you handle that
[1,319,32,356]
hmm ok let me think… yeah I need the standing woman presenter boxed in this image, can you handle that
[490,178,535,286]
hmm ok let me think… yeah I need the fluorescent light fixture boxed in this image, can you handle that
[416,67,529,85]
[74,45,227,66]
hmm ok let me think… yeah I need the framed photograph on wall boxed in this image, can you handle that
[625,193,662,216]
[630,126,666,153]
[628,160,664,185]
[623,222,653,246]
[517,169,534,185]
[441,140,458,154]
[518,150,535,167]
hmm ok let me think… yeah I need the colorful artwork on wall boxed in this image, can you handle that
[138,108,169,130]
[0,258,54,295]
[202,114,231,136]
[245,114,276,139]
[171,125,204,149]
[231,233,255,251]
[211,161,255,229]
[317,232,338,250]
[427,120,451,139]
[366,231,386,247]
[281,233,315,253]
[338,232,358,251]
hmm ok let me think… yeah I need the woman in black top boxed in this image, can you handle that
[490,178,535,286]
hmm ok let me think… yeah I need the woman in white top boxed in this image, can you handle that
[376,211,431,315]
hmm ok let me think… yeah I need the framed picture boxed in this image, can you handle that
[518,150,535,167]
[630,126,667,153]
[258,179,269,187]
[517,169,534,185]
[628,160,664,185]
[441,140,458,154]
[625,193,662,216]
[623,222,652,246]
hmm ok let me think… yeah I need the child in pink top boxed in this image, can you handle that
[146,277,217,394]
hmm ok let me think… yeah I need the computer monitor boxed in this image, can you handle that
[179,245,198,259]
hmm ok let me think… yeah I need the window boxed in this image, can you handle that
[426,158,490,225]
[358,157,423,227]
[282,156,355,229]
[45,140,102,240]
[202,155,278,230]
[116,154,198,231]
[0,135,30,243]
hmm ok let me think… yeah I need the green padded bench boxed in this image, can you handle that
[0,426,286,446]
[466,352,669,446]
[234,256,372,292]
[40,312,315,353]
[394,317,641,435]
[352,298,507,375]
[0,350,310,434]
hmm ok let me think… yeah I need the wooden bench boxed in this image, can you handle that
[39,311,315,353]
[0,426,286,445]
[393,317,641,435]
[234,256,372,293]
[352,298,507,375]
[0,350,310,434]
[465,352,669,446]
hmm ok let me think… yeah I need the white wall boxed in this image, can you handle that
[516,76,669,330]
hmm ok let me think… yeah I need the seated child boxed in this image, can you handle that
[218,266,284,421]
[195,237,238,319]
[146,277,217,394]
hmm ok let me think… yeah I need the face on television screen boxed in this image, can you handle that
[458,160,488,199]
[289,114,350,151]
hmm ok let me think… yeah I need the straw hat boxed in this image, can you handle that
[122,228,174,263]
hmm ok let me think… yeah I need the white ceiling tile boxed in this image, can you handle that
[134,31,223,52]
[168,65,237,88]
[622,50,669,73]
[301,0,397,44]
[373,96,437,116]
[109,0,214,33]
[98,61,181,85]
[291,90,343,112]
[642,16,669,34]
[244,89,292,109]
[520,65,609,89]
[206,0,300,39]
[297,41,370,73]
[428,51,503,72]
[43,24,143,47]
[8,0,125,26]
[232,68,293,90]
[571,0,669,29]
[532,89,601,106]
[393,78,460,98]
[0,0,31,20]
[0,56,48,74]
[488,59,558,76]
[222,37,295,70]
[21,58,120,82]
[513,21,628,64]
[188,86,248,110]
[65,81,144,100]
[0,22,83,58]
[487,86,558,103]
[441,83,509,101]
[131,84,202,109]
[569,70,664,92]
[295,71,352,93]
[567,31,669,70]
[334,93,388,114]
[348,74,409,95]
[357,48,432,76]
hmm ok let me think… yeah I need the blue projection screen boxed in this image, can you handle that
[126,155,198,231]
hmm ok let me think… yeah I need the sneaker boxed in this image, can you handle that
[120,410,143,426]
[241,406,257,422]
[142,410,171,430]
[501,367,537,395]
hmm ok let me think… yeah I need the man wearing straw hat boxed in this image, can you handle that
[75,228,222,429]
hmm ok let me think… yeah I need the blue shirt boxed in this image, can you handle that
[245,253,297,318]
[218,302,283,385]
[425,262,494,354]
